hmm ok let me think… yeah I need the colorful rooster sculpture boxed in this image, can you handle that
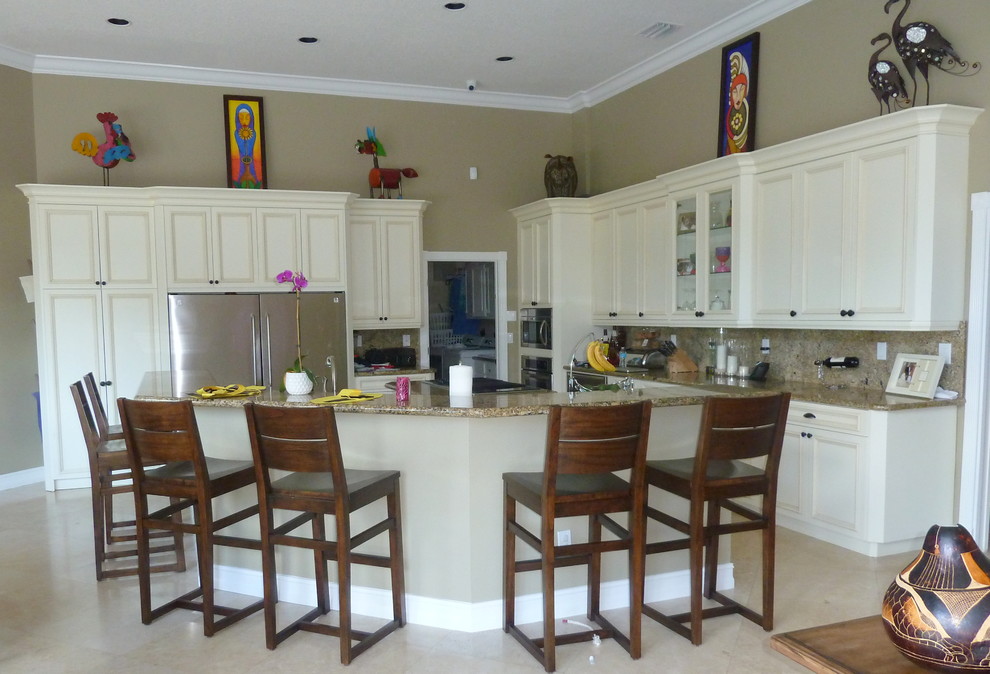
[71,112,135,185]
[355,127,418,198]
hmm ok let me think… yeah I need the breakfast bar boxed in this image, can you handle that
[178,382,721,631]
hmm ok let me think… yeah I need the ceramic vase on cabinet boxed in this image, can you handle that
[284,371,313,395]
[882,524,990,671]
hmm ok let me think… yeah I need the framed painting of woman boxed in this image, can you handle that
[717,32,760,157]
[223,95,267,188]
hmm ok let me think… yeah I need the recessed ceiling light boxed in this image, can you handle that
[444,3,466,10]
[298,37,318,44]
[107,18,130,27]
[495,56,514,62]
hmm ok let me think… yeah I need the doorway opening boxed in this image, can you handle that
[421,252,508,381]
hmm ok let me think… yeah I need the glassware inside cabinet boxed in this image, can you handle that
[675,197,697,313]
[707,189,732,311]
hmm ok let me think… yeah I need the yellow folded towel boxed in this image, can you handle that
[310,390,383,405]
[194,384,266,398]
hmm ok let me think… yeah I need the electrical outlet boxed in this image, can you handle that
[939,342,952,365]
[355,334,362,348]
[507,332,514,344]
[877,341,887,360]
[402,334,411,347]
[556,530,571,546]
[670,334,677,347]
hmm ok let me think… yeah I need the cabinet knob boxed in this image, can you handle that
[789,310,797,317]
[94,281,100,286]
[847,309,855,317]
[840,309,856,317]
[531,301,537,306]
[803,412,816,419]
[638,312,644,318]
[695,310,705,318]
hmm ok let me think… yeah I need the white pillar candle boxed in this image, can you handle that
[716,344,727,373]
[448,364,474,396]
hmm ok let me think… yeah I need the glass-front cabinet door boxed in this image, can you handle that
[673,185,736,321]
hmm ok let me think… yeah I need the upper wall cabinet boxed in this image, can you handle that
[347,199,429,329]
[590,182,671,324]
[750,104,981,330]
[158,188,353,291]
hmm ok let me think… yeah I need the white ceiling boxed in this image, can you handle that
[0,0,811,112]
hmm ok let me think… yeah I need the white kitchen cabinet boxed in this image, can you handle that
[258,208,347,288]
[517,216,551,307]
[465,261,495,319]
[34,203,157,288]
[774,400,956,556]
[511,199,594,391]
[163,205,257,288]
[751,104,980,329]
[590,189,670,324]
[348,200,428,329]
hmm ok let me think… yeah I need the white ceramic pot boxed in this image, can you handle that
[284,371,313,395]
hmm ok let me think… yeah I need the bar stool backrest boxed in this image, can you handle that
[693,394,789,484]
[117,399,210,491]
[84,372,112,440]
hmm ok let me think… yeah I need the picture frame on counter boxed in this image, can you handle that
[885,353,945,399]
[717,31,759,157]
[223,94,267,189]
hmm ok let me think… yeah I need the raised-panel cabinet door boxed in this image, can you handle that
[301,209,346,287]
[42,291,103,482]
[590,211,616,320]
[212,208,257,285]
[777,426,804,514]
[853,142,914,319]
[164,206,213,286]
[382,216,421,324]
[613,205,640,319]
[534,219,551,305]
[101,290,163,425]
[100,206,156,287]
[38,205,100,286]
[800,158,851,320]
[518,220,537,306]
[257,208,301,284]
[753,170,798,320]
[809,430,864,533]
[347,215,383,325]
[639,198,670,320]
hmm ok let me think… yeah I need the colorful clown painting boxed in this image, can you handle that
[717,33,760,157]
[223,95,267,188]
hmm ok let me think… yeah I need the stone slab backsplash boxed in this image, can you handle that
[618,324,966,396]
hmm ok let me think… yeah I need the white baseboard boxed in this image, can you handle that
[0,466,44,491]
[215,562,734,633]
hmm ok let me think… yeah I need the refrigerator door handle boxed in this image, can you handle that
[264,312,273,388]
[251,314,260,385]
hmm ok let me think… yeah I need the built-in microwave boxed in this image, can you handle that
[520,308,551,349]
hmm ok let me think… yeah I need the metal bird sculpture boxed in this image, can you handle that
[884,0,980,105]
[71,112,136,186]
[868,33,911,115]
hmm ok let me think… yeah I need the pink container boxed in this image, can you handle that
[395,376,410,402]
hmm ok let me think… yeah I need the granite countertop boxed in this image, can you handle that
[568,366,962,412]
[155,380,731,418]
[355,367,434,377]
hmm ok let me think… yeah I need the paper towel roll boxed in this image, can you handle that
[449,365,474,396]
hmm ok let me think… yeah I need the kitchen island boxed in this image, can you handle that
[175,382,721,632]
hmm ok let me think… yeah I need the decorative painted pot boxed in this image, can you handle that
[284,371,313,395]
[882,524,990,671]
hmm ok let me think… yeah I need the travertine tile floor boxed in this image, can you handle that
[0,483,915,673]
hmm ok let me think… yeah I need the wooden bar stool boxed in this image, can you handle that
[503,401,651,672]
[244,403,405,665]
[642,393,790,645]
[84,372,123,441]
[117,397,264,636]
[70,380,185,581]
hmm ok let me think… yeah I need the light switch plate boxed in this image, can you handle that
[402,334,411,347]
[355,334,362,348]
[877,341,887,360]
[939,342,952,364]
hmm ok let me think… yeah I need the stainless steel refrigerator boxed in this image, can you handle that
[167,292,348,395]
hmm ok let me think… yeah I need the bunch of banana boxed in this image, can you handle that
[586,341,616,372]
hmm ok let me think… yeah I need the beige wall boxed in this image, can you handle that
[4,0,990,476]
[0,66,40,474]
